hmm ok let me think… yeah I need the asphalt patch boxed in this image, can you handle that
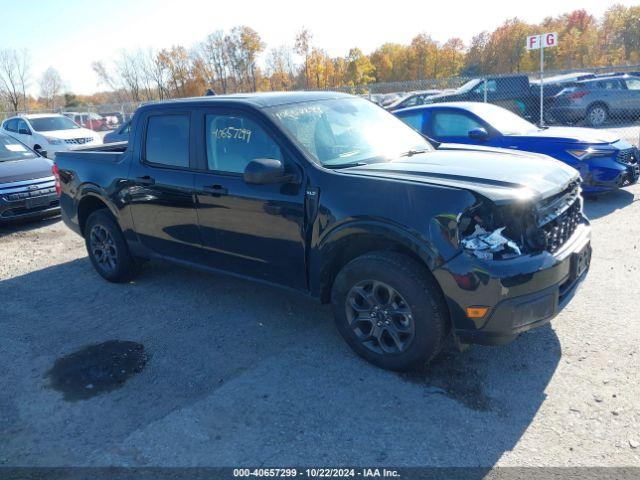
[46,340,147,401]
[399,351,491,412]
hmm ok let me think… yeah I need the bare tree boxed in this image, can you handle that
[92,60,128,102]
[0,48,30,114]
[266,46,297,90]
[116,51,143,102]
[200,31,230,93]
[139,48,168,100]
[39,67,63,109]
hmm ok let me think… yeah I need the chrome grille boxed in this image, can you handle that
[1,177,56,201]
[64,137,94,145]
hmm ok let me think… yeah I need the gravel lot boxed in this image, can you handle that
[1,184,639,468]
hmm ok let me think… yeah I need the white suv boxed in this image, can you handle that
[1,114,102,159]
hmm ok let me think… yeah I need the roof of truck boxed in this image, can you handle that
[140,91,352,110]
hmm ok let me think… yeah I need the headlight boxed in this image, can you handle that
[566,148,616,160]
[44,136,63,145]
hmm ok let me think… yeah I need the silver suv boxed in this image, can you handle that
[547,74,640,127]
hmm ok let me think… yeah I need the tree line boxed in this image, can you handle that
[1,4,640,113]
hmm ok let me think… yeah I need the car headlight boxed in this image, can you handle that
[566,148,616,160]
[44,136,63,145]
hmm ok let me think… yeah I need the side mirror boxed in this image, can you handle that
[37,149,48,158]
[468,127,489,141]
[243,158,295,185]
[19,128,31,135]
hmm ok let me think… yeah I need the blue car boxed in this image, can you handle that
[394,102,640,194]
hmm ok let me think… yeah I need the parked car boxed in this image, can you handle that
[546,74,640,127]
[0,131,59,223]
[385,90,442,111]
[424,74,567,121]
[379,92,404,107]
[394,102,639,194]
[1,114,102,160]
[54,92,591,371]
[530,72,595,87]
[100,112,128,129]
[103,120,131,143]
[61,112,108,131]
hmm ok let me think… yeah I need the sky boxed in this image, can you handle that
[1,0,638,95]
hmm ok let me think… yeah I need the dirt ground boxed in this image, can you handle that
[1,184,639,467]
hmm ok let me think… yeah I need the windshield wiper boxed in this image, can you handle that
[324,162,368,169]
[400,148,429,157]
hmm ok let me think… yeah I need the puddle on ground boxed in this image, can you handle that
[45,340,147,401]
[399,351,491,412]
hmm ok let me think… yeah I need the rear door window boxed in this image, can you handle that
[595,79,621,90]
[144,114,190,168]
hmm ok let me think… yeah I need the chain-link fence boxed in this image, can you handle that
[352,64,640,147]
[2,64,640,147]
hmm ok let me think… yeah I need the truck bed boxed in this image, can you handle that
[67,140,128,154]
[55,141,128,164]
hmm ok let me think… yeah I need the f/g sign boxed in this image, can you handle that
[526,33,558,50]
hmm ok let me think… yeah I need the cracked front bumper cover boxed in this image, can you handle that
[433,223,591,346]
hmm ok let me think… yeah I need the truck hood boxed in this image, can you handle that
[425,91,462,102]
[342,148,579,204]
[514,126,619,144]
[0,156,53,183]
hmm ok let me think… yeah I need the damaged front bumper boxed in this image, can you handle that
[433,222,591,346]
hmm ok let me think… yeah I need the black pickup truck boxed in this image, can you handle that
[54,92,591,370]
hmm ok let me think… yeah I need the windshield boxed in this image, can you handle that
[0,134,36,162]
[268,97,432,167]
[457,79,482,93]
[29,116,80,132]
[479,105,537,135]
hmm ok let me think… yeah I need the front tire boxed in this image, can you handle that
[331,251,448,371]
[84,209,138,282]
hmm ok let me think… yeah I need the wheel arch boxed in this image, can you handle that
[312,220,441,304]
[587,100,609,112]
[77,191,118,235]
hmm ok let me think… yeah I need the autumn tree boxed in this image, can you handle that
[483,19,535,74]
[295,28,313,88]
[463,32,490,76]
[158,46,196,97]
[601,5,640,64]
[370,43,409,83]
[84,6,640,101]
[224,26,265,92]
[346,48,375,86]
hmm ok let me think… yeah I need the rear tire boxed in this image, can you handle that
[586,104,608,127]
[84,209,138,282]
[331,251,448,371]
